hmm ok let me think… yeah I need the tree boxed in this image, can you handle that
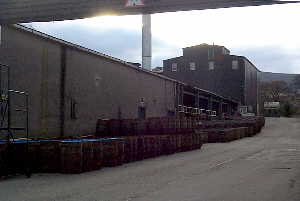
[261,81,289,102]
[293,75,300,89]
[280,101,294,117]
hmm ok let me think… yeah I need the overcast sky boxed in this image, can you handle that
[25,3,300,74]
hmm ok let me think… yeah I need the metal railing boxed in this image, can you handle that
[177,105,217,117]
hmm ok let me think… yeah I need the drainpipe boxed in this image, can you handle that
[60,46,67,137]
[0,26,2,45]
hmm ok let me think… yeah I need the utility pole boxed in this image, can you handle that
[142,14,152,70]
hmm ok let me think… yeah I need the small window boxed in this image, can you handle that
[190,62,196,71]
[208,49,211,60]
[248,105,253,113]
[208,48,215,60]
[70,99,77,119]
[172,63,177,72]
[208,61,214,70]
[232,60,238,70]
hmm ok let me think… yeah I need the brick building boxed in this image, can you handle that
[163,44,261,114]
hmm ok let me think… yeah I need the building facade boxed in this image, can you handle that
[0,25,238,138]
[163,44,261,114]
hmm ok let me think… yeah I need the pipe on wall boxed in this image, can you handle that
[60,46,67,137]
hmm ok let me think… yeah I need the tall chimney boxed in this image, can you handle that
[142,14,152,70]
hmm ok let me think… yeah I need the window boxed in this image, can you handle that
[208,49,211,60]
[208,61,214,70]
[248,105,253,113]
[70,99,77,119]
[190,62,196,71]
[207,48,215,60]
[171,63,177,72]
[232,60,238,70]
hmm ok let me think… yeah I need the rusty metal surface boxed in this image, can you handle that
[0,0,299,24]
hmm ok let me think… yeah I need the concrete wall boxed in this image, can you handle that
[0,25,61,138]
[0,25,178,138]
[64,48,176,136]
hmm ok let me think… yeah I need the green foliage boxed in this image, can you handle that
[280,102,295,117]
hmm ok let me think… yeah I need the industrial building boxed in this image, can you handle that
[0,25,238,138]
[163,44,261,114]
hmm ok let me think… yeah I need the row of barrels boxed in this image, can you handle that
[195,123,261,144]
[0,138,124,175]
[203,127,248,143]
[0,132,206,175]
[96,116,265,137]
[123,132,204,163]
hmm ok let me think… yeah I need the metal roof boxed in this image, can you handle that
[0,0,299,24]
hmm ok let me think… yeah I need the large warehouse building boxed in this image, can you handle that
[0,25,238,138]
[163,44,261,114]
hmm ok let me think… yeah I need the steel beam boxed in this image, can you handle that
[0,0,299,24]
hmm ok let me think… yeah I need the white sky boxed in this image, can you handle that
[28,3,300,73]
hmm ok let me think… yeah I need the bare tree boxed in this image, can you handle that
[261,81,289,102]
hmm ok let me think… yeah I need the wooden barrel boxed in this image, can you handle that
[60,140,83,174]
[176,135,182,152]
[0,141,8,176]
[136,136,145,161]
[82,139,104,172]
[102,138,118,167]
[96,119,110,137]
[8,140,27,174]
[39,140,60,173]
[116,138,125,166]
[28,141,41,173]
[93,139,104,170]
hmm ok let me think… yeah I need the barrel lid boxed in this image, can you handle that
[60,139,82,143]
[82,139,102,142]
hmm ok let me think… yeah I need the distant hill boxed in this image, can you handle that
[261,72,299,84]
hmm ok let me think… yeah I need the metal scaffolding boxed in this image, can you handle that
[0,63,30,177]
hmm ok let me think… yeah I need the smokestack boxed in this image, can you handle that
[142,14,152,70]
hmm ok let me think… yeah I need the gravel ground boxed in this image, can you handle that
[1,117,300,201]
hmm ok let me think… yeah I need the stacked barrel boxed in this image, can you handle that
[1,138,125,175]
[102,138,124,167]
[0,140,8,176]
[96,116,265,146]
[1,116,265,176]
[39,140,61,172]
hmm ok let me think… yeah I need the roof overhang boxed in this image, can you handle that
[0,0,299,24]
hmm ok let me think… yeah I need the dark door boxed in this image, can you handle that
[138,107,146,119]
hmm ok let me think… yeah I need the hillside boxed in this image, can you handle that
[261,72,299,84]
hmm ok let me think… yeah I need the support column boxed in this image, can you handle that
[142,14,152,70]
[219,101,223,116]
[208,97,212,111]
[195,91,199,108]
